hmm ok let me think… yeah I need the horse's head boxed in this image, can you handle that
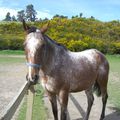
[23,20,49,85]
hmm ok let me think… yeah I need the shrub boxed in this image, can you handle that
[67,40,88,51]
[0,36,24,50]
[57,38,68,47]
[109,42,120,54]
[8,38,24,50]
[0,37,9,49]
[0,20,120,54]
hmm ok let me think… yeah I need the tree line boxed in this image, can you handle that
[3,4,95,22]
[3,4,37,22]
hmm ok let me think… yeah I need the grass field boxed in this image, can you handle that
[0,50,24,55]
[106,55,120,109]
[0,50,120,120]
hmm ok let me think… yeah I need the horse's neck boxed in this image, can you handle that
[41,37,57,74]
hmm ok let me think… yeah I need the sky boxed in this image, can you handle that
[0,0,120,21]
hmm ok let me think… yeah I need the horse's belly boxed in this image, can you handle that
[69,75,96,92]
[70,82,91,92]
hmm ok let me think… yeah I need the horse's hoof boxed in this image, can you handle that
[83,117,88,120]
[100,116,105,120]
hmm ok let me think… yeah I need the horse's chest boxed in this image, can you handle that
[41,76,59,93]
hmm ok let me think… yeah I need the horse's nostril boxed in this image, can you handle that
[32,75,39,84]
[26,74,39,85]
[35,75,39,80]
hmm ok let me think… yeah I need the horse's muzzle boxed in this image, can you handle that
[26,74,39,85]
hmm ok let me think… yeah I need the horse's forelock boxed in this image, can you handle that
[27,26,40,34]
[25,32,44,57]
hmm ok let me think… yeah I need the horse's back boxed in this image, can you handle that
[69,49,108,67]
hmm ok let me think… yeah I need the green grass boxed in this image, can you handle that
[0,50,24,55]
[0,56,25,64]
[17,97,27,120]
[106,55,120,109]
[32,85,47,120]
[17,85,47,120]
[0,50,25,64]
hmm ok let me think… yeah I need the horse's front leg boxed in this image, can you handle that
[59,89,69,120]
[47,92,58,120]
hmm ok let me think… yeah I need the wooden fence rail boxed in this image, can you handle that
[0,81,34,120]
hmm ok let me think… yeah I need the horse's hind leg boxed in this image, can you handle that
[47,92,58,120]
[101,92,108,120]
[97,76,108,120]
[84,89,94,120]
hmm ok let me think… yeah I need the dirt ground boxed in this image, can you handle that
[0,55,120,120]
[0,55,27,118]
[44,92,120,120]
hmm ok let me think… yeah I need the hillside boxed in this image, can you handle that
[0,17,120,54]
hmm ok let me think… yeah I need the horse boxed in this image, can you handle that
[23,20,109,120]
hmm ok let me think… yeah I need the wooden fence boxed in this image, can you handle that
[0,81,34,120]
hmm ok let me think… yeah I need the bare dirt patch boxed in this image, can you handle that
[44,91,120,120]
[0,56,26,115]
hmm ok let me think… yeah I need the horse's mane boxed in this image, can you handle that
[44,35,67,51]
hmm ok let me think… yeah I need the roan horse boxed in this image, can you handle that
[23,20,109,120]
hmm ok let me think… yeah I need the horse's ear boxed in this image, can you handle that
[40,22,50,34]
[22,19,30,31]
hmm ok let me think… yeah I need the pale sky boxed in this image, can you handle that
[0,0,120,21]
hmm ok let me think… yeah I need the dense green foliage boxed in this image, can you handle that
[0,17,120,54]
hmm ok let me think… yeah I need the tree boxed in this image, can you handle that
[71,15,78,19]
[4,12,11,21]
[72,16,75,19]
[17,10,25,21]
[53,14,68,19]
[90,16,95,19]
[42,17,49,21]
[25,4,37,21]
[11,15,17,21]
[79,13,83,18]
[53,14,60,18]
[60,15,68,19]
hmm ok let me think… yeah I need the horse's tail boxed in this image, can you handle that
[92,81,101,97]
